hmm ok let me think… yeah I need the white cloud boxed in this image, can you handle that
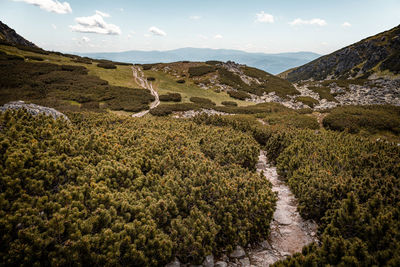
[95,10,110,18]
[149,26,166,36]
[51,24,57,29]
[256,11,274,23]
[70,12,121,35]
[321,42,328,46]
[214,34,223,39]
[190,15,201,20]
[13,0,72,14]
[289,18,327,26]
[198,34,208,40]
[127,34,132,39]
[342,22,351,27]
[81,36,90,42]
[144,33,151,38]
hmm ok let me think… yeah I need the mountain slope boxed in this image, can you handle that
[79,48,320,74]
[0,21,37,47]
[284,24,400,82]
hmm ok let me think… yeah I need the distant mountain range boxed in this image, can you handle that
[283,24,400,82]
[79,48,320,74]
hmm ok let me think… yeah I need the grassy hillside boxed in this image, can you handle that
[0,45,152,113]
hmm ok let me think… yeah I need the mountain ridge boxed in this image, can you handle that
[283,24,400,82]
[0,21,37,48]
[78,48,320,74]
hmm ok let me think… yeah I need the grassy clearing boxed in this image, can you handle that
[143,69,253,106]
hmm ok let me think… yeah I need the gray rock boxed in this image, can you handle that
[0,101,69,121]
[202,255,214,267]
[214,261,227,267]
[229,246,246,259]
[239,257,251,267]
[166,257,180,267]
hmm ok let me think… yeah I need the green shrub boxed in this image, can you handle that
[0,111,276,266]
[188,65,216,77]
[150,103,200,116]
[227,90,250,100]
[176,79,186,84]
[72,57,92,64]
[295,96,319,108]
[147,77,156,81]
[97,62,117,69]
[25,55,44,61]
[205,60,222,65]
[308,86,337,102]
[221,101,238,107]
[323,105,400,135]
[142,64,157,70]
[159,93,182,102]
[189,97,216,106]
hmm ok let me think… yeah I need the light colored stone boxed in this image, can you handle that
[165,257,180,267]
[229,246,246,259]
[202,255,214,267]
[214,261,228,267]
[0,100,69,121]
[239,257,250,267]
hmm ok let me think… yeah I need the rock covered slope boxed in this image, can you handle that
[284,24,400,82]
[0,21,37,47]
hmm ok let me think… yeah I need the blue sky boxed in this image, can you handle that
[1,0,400,55]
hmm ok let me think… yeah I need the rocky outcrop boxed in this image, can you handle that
[285,24,400,82]
[0,21,37,47]
[0,101,69,121]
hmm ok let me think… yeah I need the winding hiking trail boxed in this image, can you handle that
[131,66,160,117]
[245,151,318,266]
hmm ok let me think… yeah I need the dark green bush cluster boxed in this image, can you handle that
[0,52,24,61]
[308,86,338,102]
[71,57,92,64]
[150,103,200,116]
[25,55,44,61]
[272,129,400,266]
[227,90,250,100]
[0,110,276,266]
[205,60,222,65]
[295,96,319,107]
[0,41,50,55]
[0,55,154,112]
[323,105,400,135]
[142,64,157,70]
[159,93,182,102]
[189,97,216,106]
[147,77,156,81]
[188,65,216,77]
[176,79,186,84]
[380,51,400,73]
[97,62,117,69]
[194,112,400,266]
[221,101,238,107]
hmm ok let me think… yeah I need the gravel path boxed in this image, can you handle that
[131,66,160,117]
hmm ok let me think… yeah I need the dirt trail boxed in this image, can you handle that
[246,151,318,266]
[131,66,160,117]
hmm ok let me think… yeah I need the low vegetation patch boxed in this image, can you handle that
[25,55,44,61]
[159,92,182,102]
[189,97,216,106]
[188,65,216,77]
[176,79,186,84]
[227,90,250,100]
[308,86,338,102]
[295,96,319,108]
[221,101,238,107]
[0,111,276,266]
[97,62,117,69]
[323,105,400,135]
[147,77,156,81]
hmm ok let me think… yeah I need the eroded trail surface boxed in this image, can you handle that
[131,66,160,117]
[247,151,318,266]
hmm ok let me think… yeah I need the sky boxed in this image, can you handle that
[1,0,400,55]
